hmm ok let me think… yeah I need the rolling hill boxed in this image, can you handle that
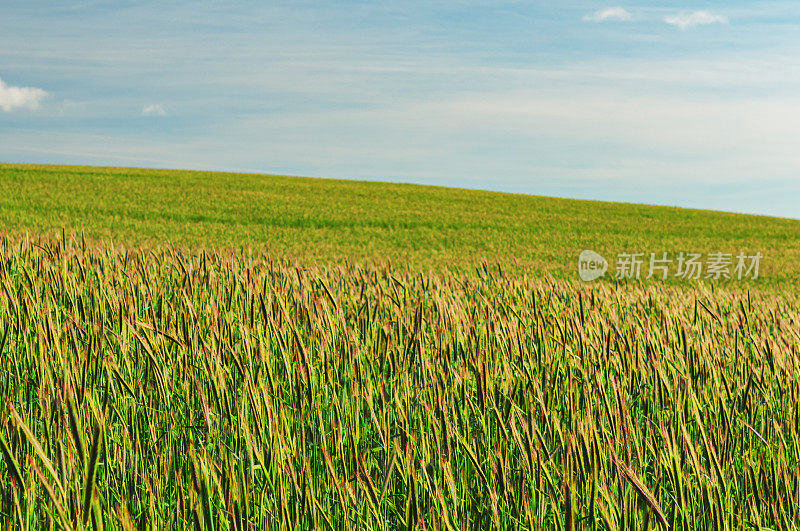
[1,163,798,289]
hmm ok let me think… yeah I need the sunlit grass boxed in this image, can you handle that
[1,163,798,289]
[1,234,798,528]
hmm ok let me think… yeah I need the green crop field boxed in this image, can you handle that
[2,163,799,289]
[1,163,800,529]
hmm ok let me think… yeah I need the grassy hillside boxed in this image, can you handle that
[1,163,800,528]
[2,163,799,289]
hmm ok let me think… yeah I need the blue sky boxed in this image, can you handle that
[2,1,800,218]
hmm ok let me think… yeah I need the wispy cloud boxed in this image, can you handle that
[142,104,166,116]
[0,77,48,111]
[664,11,728,30]
[583,7,632,23]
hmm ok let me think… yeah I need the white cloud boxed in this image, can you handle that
[0,77,48,111]
[142,104,166,116]
[583,7,632,22]
[664,11,728,30]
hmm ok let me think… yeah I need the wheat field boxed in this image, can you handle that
[1,234,798,529]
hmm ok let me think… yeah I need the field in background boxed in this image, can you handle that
[1,163,798,290]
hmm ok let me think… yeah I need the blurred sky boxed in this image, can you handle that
[2,1,800,218]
